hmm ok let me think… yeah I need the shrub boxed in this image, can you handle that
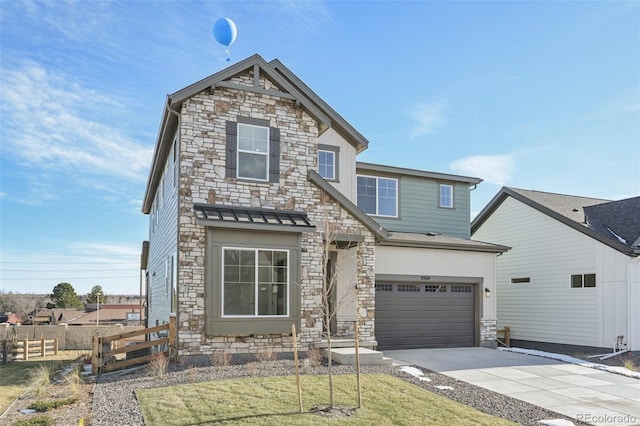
[13,416,54,426]
[28,365,53,397]
[306,347,324,368]
[254,348,277,362]
[146,352,169,378]
[623,358,638,372]
[209,351,232,367]
[28,397,78,412]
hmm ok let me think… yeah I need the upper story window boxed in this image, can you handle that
[318,150,335,179]
[357,175,398,217]
[226,118,280,183]
[439,184,454,208]
[317,144,340,181]
[237,123,269,181]
[222,248,288,317]
[571,273,596,288]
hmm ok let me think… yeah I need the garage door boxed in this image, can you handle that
[375,282,475,350]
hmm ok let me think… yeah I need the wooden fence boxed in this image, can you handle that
[496,326,511,347]
[92,316,176,375]
[1,338,58,363]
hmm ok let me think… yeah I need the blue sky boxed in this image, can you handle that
[1,1,638,296]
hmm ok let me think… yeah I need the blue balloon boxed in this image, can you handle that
[213,18,237,47]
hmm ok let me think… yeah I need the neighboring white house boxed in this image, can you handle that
[471,187,640,351]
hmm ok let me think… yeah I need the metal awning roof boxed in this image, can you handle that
[193,204,315,232]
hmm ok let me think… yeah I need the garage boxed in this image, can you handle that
[375,281,476,350]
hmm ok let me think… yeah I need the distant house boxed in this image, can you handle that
[141,54,508,360]
[0,312,23,325]
[472,187,640,351]
[28,305,145,326]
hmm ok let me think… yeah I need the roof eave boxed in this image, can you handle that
[357,162,483,184]
[142,96,175,213]
[379,239,510,253]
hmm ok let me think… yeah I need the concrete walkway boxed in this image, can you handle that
[384,348,640,426]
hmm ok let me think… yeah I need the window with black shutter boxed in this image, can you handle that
[226,117,279,183]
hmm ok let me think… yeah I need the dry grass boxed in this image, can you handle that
[623,358,638,372]
[254,348,277,362]
[27,364,53,397]
[0,351,93,424]
[306,347,324,368]
[137,373,516,426]
[146,352,169,378]
[209,351,232,367]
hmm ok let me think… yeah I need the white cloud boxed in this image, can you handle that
[408,101,448,138]
[0,62,153,184]
[450,154,516,185]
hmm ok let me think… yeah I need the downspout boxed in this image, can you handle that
[166,102,181,354]
[627,255,640,350]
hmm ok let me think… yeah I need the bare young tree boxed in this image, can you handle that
[320,216,360,408]
[0,291,49,319]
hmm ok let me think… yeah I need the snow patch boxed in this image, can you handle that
[399,366,432,382]
[436,385,454,390]
[499,347,640,379]
[538,419,575,426]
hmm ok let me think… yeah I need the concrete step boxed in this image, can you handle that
[314,338,377,349]
[324,347,393,366]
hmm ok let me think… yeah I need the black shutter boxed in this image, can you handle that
[269,127,280,183]
[225,121,237,178]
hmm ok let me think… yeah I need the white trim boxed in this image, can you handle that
[237,123,269,182]
[221,247,290,318]
[318,149,336,180]
[439,183,454,208]
[356,175,398,218]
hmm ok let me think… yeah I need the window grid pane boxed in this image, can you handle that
[223,248,288,317]
[237,124,269,180]
[440,184,453,208]
[377,178,397,216]
[571,274,583,288]
[356,176,398,217]
[357,176,377,214]
[318,150,335,180]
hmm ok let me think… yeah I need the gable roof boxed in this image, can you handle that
[472,187,639,256]
[143,54,369,213]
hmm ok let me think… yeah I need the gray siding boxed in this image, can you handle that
[147,136,179,331]
[372,176,472,238]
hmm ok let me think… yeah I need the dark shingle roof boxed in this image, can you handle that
[584,197,640,249]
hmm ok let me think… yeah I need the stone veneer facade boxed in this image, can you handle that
[480,318,497,348]
[175,69,376,356]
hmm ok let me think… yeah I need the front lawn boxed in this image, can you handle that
[137,373,515,425]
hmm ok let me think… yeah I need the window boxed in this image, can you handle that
[356,176,398,217]
[318,150,335,179]
[511,277,531,284]
[237,123,269,181]
[317,144,339,181]
[439,184,453,208]
[222,248,288,316]
[571,274,596,288]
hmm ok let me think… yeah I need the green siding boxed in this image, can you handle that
[373,176,472,238]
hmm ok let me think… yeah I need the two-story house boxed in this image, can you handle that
[141,54,508,360]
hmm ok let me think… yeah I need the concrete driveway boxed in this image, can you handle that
[383,348,640,426]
